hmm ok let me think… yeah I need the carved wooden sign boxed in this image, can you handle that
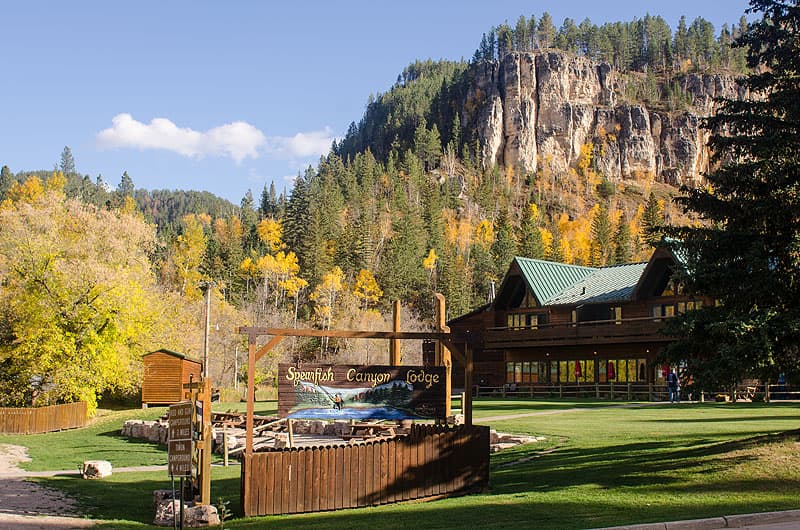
[278,364,447,420]
[167,401,193,477]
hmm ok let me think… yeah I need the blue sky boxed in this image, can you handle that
[1,1,752,203]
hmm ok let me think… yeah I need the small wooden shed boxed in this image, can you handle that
[141,349,203,407]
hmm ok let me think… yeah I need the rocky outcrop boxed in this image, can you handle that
[467,51,745,186]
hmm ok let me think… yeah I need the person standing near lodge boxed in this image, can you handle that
[667,369,680,403]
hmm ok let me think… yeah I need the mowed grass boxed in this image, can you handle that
[3,399,799,529]
[0,401,278,471]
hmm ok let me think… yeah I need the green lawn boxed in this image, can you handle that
[3,399,799,529]
[0,401,278,471]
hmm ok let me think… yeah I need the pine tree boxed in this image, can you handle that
[491,212,517,278]
[612,213,633,265]
[664,0,800,390]
[538,12,556,49]
[284,173,312,273]
[259,182,279,218]
[641,192,664,247]
[519,204,545,259]
[590,204,613,266]
[117,171,134,197]
[0,165,14,200]
[59,146,76,176]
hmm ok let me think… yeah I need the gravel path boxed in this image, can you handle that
[0,444,100,529]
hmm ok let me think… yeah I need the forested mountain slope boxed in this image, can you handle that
[0,12,750,393]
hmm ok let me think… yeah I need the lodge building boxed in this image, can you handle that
[447,246,706,391]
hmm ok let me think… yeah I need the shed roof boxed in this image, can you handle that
[143,349,201,364]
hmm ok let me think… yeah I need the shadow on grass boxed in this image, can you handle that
[491,429,800,495]
[44,428,800,530]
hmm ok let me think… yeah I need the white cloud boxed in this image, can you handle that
[97,113,265,163]
[267,128,335,159]
[97,113,335,163]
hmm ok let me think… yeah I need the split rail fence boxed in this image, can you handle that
[241,423,490,516]
[0,402,88,434]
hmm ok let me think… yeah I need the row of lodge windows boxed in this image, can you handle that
[507,313,548,330]
[650,300,703,320]
[506,301,706,331]
[506,358,648,384]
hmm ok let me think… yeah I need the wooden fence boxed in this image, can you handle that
[241,424,490,516]
[0,402,88,434]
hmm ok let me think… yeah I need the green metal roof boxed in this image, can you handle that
[514,257,596,305]
[545,262,648,305]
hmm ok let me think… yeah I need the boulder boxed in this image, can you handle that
[81,460,112,479]
[154,500,220,527]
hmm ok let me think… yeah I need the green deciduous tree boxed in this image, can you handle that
[0,189,187,411]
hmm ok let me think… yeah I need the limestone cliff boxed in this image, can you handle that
[466,51,747,186]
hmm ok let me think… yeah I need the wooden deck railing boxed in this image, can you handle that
[0,402,88,434]
[474,383,669,401]
[241,424,490,516]
[485,316,672,347]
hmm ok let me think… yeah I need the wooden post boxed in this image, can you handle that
[287,419,294,448]
[223,427,229,467]
[434,294,452,418]
[245,334,256,457]
[464,342,473,427]
[199,378,212,505]
[390,301,401,366]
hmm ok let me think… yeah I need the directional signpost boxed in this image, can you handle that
[168,401,194,528]
[168,402,193,476]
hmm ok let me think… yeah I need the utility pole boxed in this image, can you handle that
[201,282,212,378]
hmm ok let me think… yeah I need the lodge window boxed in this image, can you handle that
[505,361,549,384]
[677,300,703,314]
[661,279,683,296]
[506,313,548,330]
[599,358,647,383]
[650,304,676,321]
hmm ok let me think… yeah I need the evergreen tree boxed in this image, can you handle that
[519,205,545,259]
[641,192,664,247]
[0,165,14,200]
[284,172,312,273]
[378,192,427,307]
[239,190,259,250]
[259,182,278,218]
[612,213,633,265]
[538,12,557,49]
[590,204,613,266]
[117,171,134,197]
[491,212,518,279]
[59,146,76,176]
[664,0,800,390]
[674,16,690,64]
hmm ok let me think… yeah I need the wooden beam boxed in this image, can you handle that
[440,338,466,365]
[390,301,401,366]
[238,326,458,341]
[254,335,285,363]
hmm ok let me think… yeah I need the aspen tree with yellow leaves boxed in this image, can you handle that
[353,268,383,310]
[0,182,197,411]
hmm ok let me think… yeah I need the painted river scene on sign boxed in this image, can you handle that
[278,364,447,420]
